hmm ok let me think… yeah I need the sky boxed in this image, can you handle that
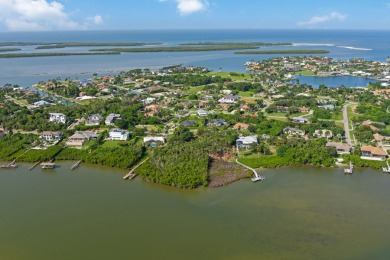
[0,0,389,31]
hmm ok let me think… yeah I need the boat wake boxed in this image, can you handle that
[337,46,372,51]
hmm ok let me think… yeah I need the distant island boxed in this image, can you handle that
[0,48,21,52]
[0,52,121,58]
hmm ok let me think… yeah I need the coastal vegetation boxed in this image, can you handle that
[35,42,161,49]
[235,50,330,55]
[180,42,292,46]
[0,52,121,58]
[90,45,261,52]
[0,48,21,52]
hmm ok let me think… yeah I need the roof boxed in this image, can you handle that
[237,135,258,145]
[374,133,390,142]
[326,142,350,151]
[233,123,250,130]
[361,146,388,156]
[144,137,165,143]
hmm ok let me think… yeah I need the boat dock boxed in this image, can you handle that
[344,162,354,174]
[41,159,55,169]
[0,159,17,169]
[71,160,82,170]
[29,161,42,171]
[236,159,265,182]
[123,158,149,180]
[383,160,390,173]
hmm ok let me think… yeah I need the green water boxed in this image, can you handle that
[1,163,390,260]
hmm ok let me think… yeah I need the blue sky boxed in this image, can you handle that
[0,0,389,31]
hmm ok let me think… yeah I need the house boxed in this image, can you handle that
[40,131,63,142]
[318,104,335,110]
[182,120,196,127]
[218,95,240,104]
[143,137,165,147]
[197,109,209,117]
[49,113,66,124]
[109,129,129,141]
[66,131,98,148]
[297,106,310,113]
[105,114,121,125]
[236,135,258,149]
[283,127,305,136]
[233,123,250,130]
[313,130,334,139]
[219,103,231,111]
[86,114,103,126]
[34,100,52,107]
[240,104,250,112]
[373,133,390,144]
[292,117,309,124]
[209,119,227,127]
[360,145,388,160]
[326,142,351,154]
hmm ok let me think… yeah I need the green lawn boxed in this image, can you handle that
[186,85,205,95]
[238,91,254,97]
[101,140,121,148]
[207,72,253,81]
[296,70,316,76]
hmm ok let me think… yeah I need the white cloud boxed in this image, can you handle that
[160,0,209,15]
[88,15,104,26]
[297,12,347,27]
[0,0,103,31]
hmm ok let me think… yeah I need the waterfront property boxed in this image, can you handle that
[66,131,99,148]
[236,135,258,149]
[49,113,66,124]
[326,142,351,154]
[109,129,128,141]
[360,145,388,160]
[40,131,63,142]
[143,136,165,147]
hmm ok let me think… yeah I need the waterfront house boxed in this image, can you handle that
[233,123,250,130]
[197,109,209,117]
[143,137,165,147]
[66,131,98,148]
[109,129,129,141]
[86,114,103,126]
[105,114,121,126]
[40,131,63,142]
[218,95,240,104]
[49,113,66,124]
[326,142,351,154]
[236,135,258,149]
[360,146,388,161]
[292,117,309,124]
[283,127,305,136]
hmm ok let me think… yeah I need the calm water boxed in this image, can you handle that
[297,75,377,88]
[1,162,390,259]
[0,29,389,87]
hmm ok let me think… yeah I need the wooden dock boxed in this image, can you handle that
[0,159,17,169]
[71,160,82,170]
[29,161,42,171]
[236,159,265,182]
[41,159,55,169]
[123,158,149,180]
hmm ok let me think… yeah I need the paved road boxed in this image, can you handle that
[343,103,356,147]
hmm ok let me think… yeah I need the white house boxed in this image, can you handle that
[236,135,258,149]
[49,113,66,124]
[218,95,240,104]
[283,127,305,136]
[105,114,121,125]
[40,131,63,142]
[292,117,309,124]
[109,129,128,141]
[197,109,209,117]
[313,130,334,139]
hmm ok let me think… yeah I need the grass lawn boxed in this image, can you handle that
[238,91,254,97]
[266,112,287,117]
[207,72,253,81]
[186,85,205,95]
[240,97,257,104]
[296,70,316,76]
[101,140,121,148]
